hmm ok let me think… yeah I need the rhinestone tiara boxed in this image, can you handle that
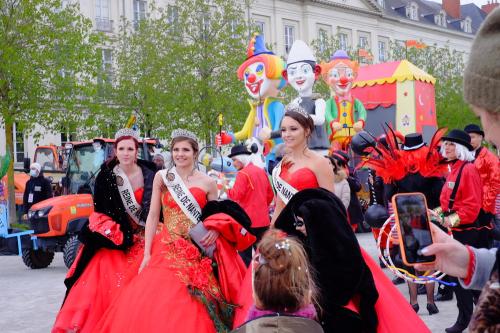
[285,103,311,120]
[115,128,139,140]
[171,129,198,142]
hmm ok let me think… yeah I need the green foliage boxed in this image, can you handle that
[105,0,249,143]
[388,41,477,130]
[0,0,103,134]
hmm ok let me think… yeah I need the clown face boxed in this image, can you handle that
[243,62,277,99]
[327,62,355,97]
[287,62,315,97]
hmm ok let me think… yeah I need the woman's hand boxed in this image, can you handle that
[201,230,219,247]
[139,254,151,274]
[414,223,469,278]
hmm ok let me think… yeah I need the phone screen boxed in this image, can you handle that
[394,194,435,264]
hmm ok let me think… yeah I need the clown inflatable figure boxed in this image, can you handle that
[321,50,367,150]
[282,40,329,153]
[216,33,286,166]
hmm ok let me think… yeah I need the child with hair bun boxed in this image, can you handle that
[232,229,324,333]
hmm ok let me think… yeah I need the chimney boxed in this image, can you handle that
[482,0,500,15]
[443,0,461,19]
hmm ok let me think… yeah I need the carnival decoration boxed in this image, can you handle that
[320,50,367,150]
[351,60,437,142]
[282,40,329,152]
[216,33,286,165]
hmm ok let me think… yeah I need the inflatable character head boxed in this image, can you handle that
[237,33,286,100]
[282,40,321,97]
[320,50,359,98]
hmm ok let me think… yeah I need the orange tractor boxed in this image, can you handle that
[22,138,159,269]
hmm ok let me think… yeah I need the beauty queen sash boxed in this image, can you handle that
[160,168,202,225]
[113,165,144,226]
[272,161,298,205]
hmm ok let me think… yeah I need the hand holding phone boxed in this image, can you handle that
[392,193,436,266]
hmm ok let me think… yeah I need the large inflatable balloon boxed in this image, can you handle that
[321,50,367,150]
[216,33,286,165]
[282,40,329,153]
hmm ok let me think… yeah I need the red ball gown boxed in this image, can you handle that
[52,189,145,333]
[234,164,430,333]
[95,188,234,333]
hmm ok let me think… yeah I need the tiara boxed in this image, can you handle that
[115,128,139,140]
[285,104,311,120]
[171,129,198,142]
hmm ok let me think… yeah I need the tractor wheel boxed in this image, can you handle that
[22,249,54,269]
[63,235,82,269]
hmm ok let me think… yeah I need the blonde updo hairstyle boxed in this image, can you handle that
[252,229,317,313]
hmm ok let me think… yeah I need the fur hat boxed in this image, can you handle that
[463,8,500,113]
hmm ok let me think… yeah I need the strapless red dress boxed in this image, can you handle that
[52,188,145,333]
[233,167,430,333]
[95,188,233,333]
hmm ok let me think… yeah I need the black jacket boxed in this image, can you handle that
[23,173,53,213]
[64,159,156,295]
[275,188,379,333]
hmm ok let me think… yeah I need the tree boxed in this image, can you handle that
[0,0,102,225]
[165,0,249,143]
[389,41,478,130]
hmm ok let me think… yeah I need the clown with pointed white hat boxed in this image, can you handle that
[282,40,329,152]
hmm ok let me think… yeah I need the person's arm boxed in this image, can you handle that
[415,223,497,290]
[315,157,335,193]
[340,181,351,209]
[226,172,248,203]
[271,196,284,225]
[459,247,497,290]
[44,178,53,198]
[23,181,30,214]
[201,178,219,247]
[139,173,163,273]
[482,150,500,213]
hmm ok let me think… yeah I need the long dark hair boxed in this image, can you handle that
[281,111,314,139]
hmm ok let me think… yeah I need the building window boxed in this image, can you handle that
[318,28,329,52]
[338,33,347,50]
[95,0,113,32]
[377,0,385,8]
[13,123,25,163]
[133,0,146,30]
[167,5,178,25]
[101,49,113,83]
[359,36,369,49]
[461,17,472,33]
[378,40,387,62]
[230,19,239,38]
[284,24,295,53]
[406,3,419,21]
[254,20,265,38]
[435,10,447,27]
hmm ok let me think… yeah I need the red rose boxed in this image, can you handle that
[185,245,200,260]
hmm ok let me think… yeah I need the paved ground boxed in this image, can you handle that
[0,233,464,333]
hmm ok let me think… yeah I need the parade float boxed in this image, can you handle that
[217,33,286,166]
[320,50,367,151]
[282,40,329,153]
[351,59,437,142]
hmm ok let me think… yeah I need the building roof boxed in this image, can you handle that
[382,0,486,34]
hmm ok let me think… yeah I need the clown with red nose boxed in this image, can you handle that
[320,50,367,150]
[216,33,286,166]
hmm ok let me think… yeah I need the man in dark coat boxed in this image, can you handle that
[22,162,53,219]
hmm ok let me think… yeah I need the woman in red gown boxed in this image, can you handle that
[234,106,430,332]
[96,129,252,333]
[52,130,156,333]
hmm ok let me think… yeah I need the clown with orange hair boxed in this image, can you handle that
[216,33,286,165]
[321,50,367,150]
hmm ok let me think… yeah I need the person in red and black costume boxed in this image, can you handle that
[435,129,490,333]
[355,130,447,315]
[464,124,499,242]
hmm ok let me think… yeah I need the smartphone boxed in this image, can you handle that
[392,193,436,266]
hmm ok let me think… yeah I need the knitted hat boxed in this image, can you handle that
[463,7,500,113]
